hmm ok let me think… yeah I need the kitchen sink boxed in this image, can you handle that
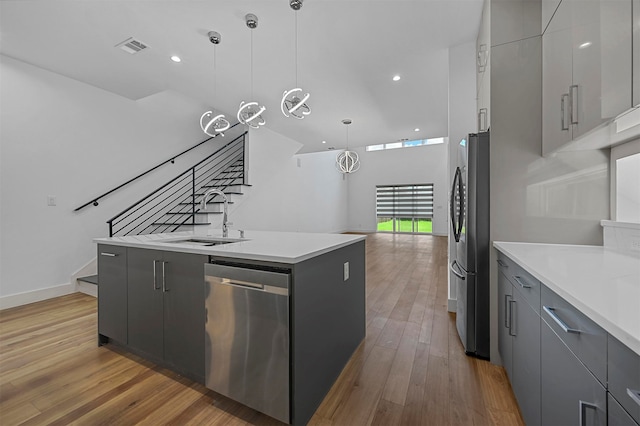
[160,237,244,247]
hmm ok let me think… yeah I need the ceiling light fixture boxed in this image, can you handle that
[199,31,230,137]
[393,75,401,81]
[281,0,311,120]
[237,14,266,129]
[336,119,360,174]
[414,128,420,132]
[170,55,181,63]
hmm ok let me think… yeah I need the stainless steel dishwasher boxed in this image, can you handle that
[204,262,290,423]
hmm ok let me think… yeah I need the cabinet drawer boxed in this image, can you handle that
[541,285,607,385]
[609,334,640,424]
[609,392,640,426]
[497,253,541,314]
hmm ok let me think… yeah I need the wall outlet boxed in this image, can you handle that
[343,262,349,281]
[630,238,640,252]
[47,196,57,206]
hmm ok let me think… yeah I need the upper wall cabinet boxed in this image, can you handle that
[634,0,640,106]
[477,0,490,132]
[542,0,632,156]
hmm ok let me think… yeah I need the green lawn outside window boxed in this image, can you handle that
[377,218,432,233]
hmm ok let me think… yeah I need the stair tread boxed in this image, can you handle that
[77,275,99,285]
[203,184,252,188]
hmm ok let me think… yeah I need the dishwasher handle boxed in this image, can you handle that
[223,278,288,296]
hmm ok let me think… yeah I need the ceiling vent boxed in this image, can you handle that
[115,37,149,54]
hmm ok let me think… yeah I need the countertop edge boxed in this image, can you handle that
[94,232,367,264]
[493,241,640,356]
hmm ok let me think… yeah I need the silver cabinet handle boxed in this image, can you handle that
[162,261,168,292]
[513,275,532,289]
[579,400,598,426]
[543,306,581,334]
[628,388,640,407]
[497,259,508,268]
[478,108,488,132]
[570,84,579,125]
[505,295,513,329]
[508,300,516,336]
[152,260,160,290]
[561,93,569,130]
[101,252,117,257]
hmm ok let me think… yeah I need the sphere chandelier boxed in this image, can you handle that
[281,0,311,120]
[336,119,360,174]
[199,31,230,137]
[237,14,266,129]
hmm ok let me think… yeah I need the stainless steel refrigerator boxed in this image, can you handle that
[450,131,490,359]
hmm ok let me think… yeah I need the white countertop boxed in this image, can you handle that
[493,242,640,355]
[94,229,366,264]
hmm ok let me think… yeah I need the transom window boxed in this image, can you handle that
[366,137,444,152]
[376,184,434,234]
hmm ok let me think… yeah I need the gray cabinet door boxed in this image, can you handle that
[541,323,606,426]
[511,287,541,426]
[163,251,207,381]
[609,393,640,426]
[127,248,164,360]
[498,270,513,380]
[97,244,127,343]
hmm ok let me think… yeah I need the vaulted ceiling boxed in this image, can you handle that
[0,0,483,153]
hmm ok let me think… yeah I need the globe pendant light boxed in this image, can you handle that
[200,31,230,137]
[281,0,311,119]
[337,119,360,174]
[237,14,266,129]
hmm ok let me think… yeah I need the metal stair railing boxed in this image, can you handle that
[106,131,247,237]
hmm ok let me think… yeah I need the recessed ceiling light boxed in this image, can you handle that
[414,128,420,132]
[322,140,326,144]
[579,42,592,49]
[170,55,182,63]
[392,75,401,81]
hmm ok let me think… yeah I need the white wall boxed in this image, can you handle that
[447,42,478,307]
[0,55,239,306]
[346,143,449,235]
[210,127,349,234]
[611,138,640,222]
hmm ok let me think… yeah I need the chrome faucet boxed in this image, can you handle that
[201,189,229,237]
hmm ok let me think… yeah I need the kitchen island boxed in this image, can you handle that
[94,230,366,425]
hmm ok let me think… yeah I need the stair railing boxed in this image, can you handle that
[106,131,247,237]
[74,122,242,212]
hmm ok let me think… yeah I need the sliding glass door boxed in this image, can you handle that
[376,184,434,234]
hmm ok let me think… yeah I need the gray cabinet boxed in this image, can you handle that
[541,322,606,425]
[608,334,640,424]
[498,269,513,380]
[542,0,632,155]
[496,254,541,426]
[127,248,207,381]
[609,393,640,426]
[97,244,127,344]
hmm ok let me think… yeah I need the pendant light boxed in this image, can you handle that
[281,0,311,119]
[200,31,230,137]
[336,119,360,174]
[237,13,266,129]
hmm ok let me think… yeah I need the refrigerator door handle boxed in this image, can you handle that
[450,260,466,280]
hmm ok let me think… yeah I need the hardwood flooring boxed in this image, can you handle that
[0,233,524,425]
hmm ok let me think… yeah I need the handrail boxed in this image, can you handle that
[107,131,247,225]
[74,122,242,212]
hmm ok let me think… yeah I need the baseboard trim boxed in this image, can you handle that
[0,283,75,310]
[448,298,457,313]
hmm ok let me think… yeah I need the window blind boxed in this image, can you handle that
[376,184,434,218]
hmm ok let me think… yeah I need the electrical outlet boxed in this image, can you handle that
[47,196,57,206]
[630,238,640,252]
[343,262,349,281]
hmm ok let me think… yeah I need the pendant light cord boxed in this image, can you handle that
[213,47,217,99]
[295,12,298,87]
[250,29,254,98]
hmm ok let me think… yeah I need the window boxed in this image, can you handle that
[376,184,434,233]
[366,137,445,151]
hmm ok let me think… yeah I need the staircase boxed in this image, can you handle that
[107,131,249,237]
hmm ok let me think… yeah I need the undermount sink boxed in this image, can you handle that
[160,237,244,247]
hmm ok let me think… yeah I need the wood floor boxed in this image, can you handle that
[0,233,524,425]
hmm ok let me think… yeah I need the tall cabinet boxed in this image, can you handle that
[542,0,632,155]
